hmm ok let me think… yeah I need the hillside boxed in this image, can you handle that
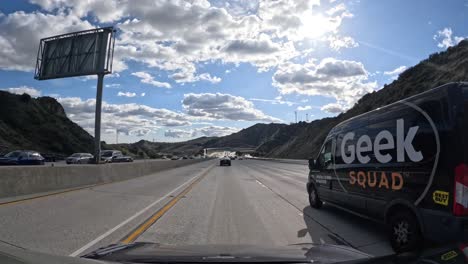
[0,92,94,155]
[112,40,468,159]
[255,40,468,158]
[2,40,467,159]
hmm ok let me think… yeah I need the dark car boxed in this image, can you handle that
[0,150,45,165]
[101,150,133,163]
[307,83,468,253]
[66,153,94,164]
[220,156,231,166]
[113,155,134,163]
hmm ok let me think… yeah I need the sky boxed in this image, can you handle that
[0,0,466,143]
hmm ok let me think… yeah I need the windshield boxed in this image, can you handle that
[101,151,113,157]
[5,151,21,158]
[0,1,466,263]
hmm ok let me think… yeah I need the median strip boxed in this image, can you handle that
[120,164,212,244]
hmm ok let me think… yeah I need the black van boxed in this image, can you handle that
[307,82,468,252]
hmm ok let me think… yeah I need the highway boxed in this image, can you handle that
[0,159,393,258]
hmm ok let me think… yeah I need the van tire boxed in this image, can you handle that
[387,210,422,253]
[308,185,323,209]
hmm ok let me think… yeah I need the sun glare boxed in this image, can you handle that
[299,14,334,39]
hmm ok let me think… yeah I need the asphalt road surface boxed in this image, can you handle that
[0,159,393,258]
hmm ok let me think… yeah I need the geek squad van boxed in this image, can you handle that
[307,82,468,252]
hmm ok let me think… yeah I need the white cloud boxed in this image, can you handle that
[105,83,121,88]
[117,91,136,97]
[328,35,359,51]
[250,97,296,106]
[1,0,358,92]
[2,86,42,97]
[183,93,281,122]
[164,129,193,138]
[131,71,171,88]
[384,65,407,78]
[193,125,239,137]
[30,0,126,23]
[273,57,376,108]
[164,125,240,138]
[296,105,312,111]
[433,27,465,49]
[0,11,93,71]
[140,92,145,97]
[321,102,347,113]
[57,97,193,137]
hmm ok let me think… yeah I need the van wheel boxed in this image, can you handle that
[387,211,422,253]
[308,185,322,209]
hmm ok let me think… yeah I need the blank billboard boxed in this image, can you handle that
[34,27,115,80]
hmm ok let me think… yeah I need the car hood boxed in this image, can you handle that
[82,243,372,263]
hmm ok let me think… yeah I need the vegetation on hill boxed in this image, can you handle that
[0,92,94,155]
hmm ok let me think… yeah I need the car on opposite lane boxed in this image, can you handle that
[220,156,231,166]
[0,150,45,165]
[66,153,94,164]
[101,150,133,163]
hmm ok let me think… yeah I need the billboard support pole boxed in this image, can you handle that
[94,74,104,164]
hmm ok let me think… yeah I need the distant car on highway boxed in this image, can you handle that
[101,150,133,163]
[66,153,93,164]
[220,156,231,166]
[0,150,45,165]
[170,156,179,160]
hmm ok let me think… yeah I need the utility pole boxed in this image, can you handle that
[294,111,297,123]
[306,113,309,122]
[116,129,119,144]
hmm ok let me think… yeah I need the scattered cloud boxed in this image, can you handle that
[433,27,465,49]
[164,125,240,138]
[131,71,171,88]
[0,11,93,71]
[2,86,42,97]
[250,97,296,106]
[164,129,193,138]
[328,35,359,51]
[183,93,281,122]
[296,105,312,111]
[140,92,145,97]
[193,125,239,137]
[105,83,121,88]
[273,57,376,108]
[117,91,137,97]
[384,65,407,79]
[321,102,347,113]
[57,97,193,136]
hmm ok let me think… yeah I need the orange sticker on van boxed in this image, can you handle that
[433,191,449,206]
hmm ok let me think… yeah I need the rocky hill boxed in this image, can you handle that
[0,92,94,155]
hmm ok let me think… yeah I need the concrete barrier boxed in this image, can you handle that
[0,159,209,199]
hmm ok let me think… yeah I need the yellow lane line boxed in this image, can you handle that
[120,166,212,244]
[0,183,107,206]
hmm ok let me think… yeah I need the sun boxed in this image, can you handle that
[299,14,335,39]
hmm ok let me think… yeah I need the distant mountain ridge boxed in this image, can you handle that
[1,40,467,158]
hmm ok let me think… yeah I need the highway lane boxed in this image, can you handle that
[0,159,393,258]
[134,159,392,256]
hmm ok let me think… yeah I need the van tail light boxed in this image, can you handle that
[453,164,468,216]
[459,243,468,262]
